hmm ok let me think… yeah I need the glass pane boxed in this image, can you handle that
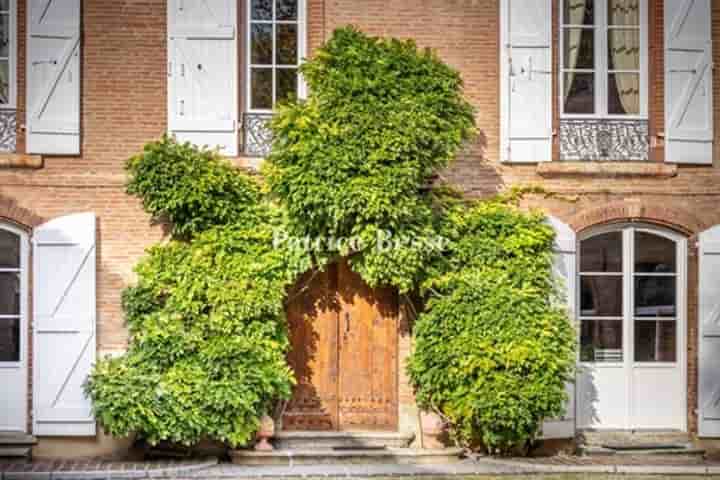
[564,72,594,114]
[635,232,676,273]
[635,320,676,362]
[581,320,623,362]
[0,317,19,362]
[581,275,623,317]
[0,13,8,57]
[0,272,19,315]
[276,0,297,21]
[608,0,640,26]
[581,232,622,273]
[635,276,676,317]
[608,29,640,70]
[276,24,298,65]
[251,24,273,65]
[608,73,640,115]
[0,230,19,269]
[251,68,273,110]
[276,68,297,104]
[0,1,9,12]
[0,61,8,104]
[563,28,594,70]
[251,0,273,20]
[564,0,594,25]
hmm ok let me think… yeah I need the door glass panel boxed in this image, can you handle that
[0,317,19,362]
[0,13,9,58]
[251,24,273,65]
[581,320,623,362]
[608,73,640,115]
[635,232,676,273]
[581,276,623,317]
[634,276,676,317]
[581,232,623,272]
[564,72,595,114]
[276,24,298,65]
[0,271,18,315]
[0,229,19,269]
[564,0,595,25]
[608,0,640,26]
[251,68,273,110]
[276,68,297,104]
[635,320,676,362]
[563,28,594,69]
[276,0,297,21]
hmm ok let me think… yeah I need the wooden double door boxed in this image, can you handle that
[283,262,399,431]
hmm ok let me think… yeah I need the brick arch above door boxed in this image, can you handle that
[569,200,705,237]
[0,197,44,230]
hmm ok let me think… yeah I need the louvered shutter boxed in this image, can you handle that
[500,0,553,163]
[168,0,238,156]
[33,213,96,436]
[699,225,720,437]
[542,216,576,439]
[665,0,713,164]
[26,0,81,155]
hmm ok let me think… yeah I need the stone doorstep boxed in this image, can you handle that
[0,436,37,447]
[273,431,414,450]
[230,447,464,466]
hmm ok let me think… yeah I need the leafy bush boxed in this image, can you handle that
[407,199,576,455]
[264,27,476,292]
[126,136,264,238]
[87,138,312,447]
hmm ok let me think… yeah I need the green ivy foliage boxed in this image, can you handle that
[126,136,265,238]
[407,198,576,454]
[264,27,476,292]
[86,139,312,447]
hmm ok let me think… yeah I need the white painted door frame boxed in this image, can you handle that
[0,223,29,433]
[577,223,687,431]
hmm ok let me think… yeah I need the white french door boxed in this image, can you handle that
[577,225,686,430]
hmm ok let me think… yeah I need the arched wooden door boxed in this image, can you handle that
[283,262,399,431]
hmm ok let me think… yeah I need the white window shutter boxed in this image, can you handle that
[500,0,553,163]
[33,213,96,436]
[699,225,720,437]
[168,0,238,156]
[26,0,81,155]
[541,216,576,439]
[665,0,713,164]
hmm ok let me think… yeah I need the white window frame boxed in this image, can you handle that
[245,0,307,114]
[559,0,648,119]
[0,0,16,108]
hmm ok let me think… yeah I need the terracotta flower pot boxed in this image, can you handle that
[255,414,275,451]
[420,411,445,449]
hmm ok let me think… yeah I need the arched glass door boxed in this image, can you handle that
[577,225,686,430]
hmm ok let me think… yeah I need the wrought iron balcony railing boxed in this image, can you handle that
[242,112,274,158]
[0,109,16,153]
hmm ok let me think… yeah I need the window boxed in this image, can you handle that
[0,226,24,363]
[579,227,682,364]
[561,0,646,117]
[247,0,305,112]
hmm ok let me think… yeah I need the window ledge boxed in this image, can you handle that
[0,154,43,169]
[537,162,677,178]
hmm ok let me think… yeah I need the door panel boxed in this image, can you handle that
[337,262,398,431]
[284,262,399,432]
[283,267,340,431]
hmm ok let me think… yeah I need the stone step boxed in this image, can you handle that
[0,446,32,461]
[273,431,414,450]
[580,430,691,447]
[0,434,37,446]
[580,445,705,458]
[230,447,463,466]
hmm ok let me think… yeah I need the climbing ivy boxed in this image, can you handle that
[86,27,574,455]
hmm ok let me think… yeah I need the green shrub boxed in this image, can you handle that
[407,200,576,455]
[126,135,264,238]
[264,27,476,292]
[87,137,312,447]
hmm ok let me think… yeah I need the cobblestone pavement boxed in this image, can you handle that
[0,458,218,479]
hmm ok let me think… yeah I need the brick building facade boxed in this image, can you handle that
[0,0,719,459]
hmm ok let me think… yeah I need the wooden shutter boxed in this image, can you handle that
[541,216,576,439]
[500,0,553,163]
[33,213,96,436]
[26,0,81,155]
[699,225,720,437]
[168,0,238,156]
[665,0,713,164]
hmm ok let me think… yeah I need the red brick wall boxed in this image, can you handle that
[1,0,719,451]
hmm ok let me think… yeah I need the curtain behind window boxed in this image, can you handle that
[609,0,640,114]
[564,0,588,100]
